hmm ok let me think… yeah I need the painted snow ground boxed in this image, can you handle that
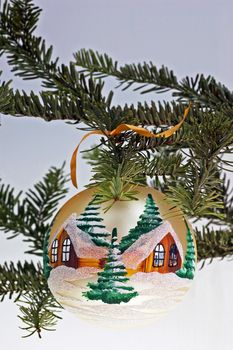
[48,266,192,327]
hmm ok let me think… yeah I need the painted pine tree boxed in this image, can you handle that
[176,221,196,279]
[76,195,110,247]
[43,229,52,279]
[119,193,163,252]
[83,228,138,304]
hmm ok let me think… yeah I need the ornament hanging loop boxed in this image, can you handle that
[70,105,191,189]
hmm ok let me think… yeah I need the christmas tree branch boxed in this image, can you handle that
[0,261,62,337]
[12,89,85,121]
[0,70,82,120]
[0,0,57,87]
[17,289,62,338]
[0,71,15,114]
[0,163,69,255]
[0,0,221,129]
[75,49,233,109]
[0,261,44,301]
[196,227,233,268]
[0,0,115,123]
[82,106,233,218]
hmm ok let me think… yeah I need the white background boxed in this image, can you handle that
[0,1,233,349]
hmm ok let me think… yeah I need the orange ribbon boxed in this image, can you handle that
[70,106,190,188]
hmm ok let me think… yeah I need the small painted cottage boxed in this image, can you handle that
[48,215,183,275]
[121,221,183,275]
[48,214,108,269]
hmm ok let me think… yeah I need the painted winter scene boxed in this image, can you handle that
[45,192,196,327]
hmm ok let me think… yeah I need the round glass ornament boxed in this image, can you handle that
[46,186,196,327]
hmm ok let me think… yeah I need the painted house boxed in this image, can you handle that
[48,215,183,275]
[121,221,183,275]
[48,214,108,270]
[49,227,79,269]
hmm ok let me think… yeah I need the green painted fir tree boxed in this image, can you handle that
[119,194,163,252]
[176,221,196,280]
[83,228,138,304]
[43,229,52,279]
[76,195,110,247]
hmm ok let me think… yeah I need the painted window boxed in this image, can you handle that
[169,244,178,267]
[62,238,71,262]
[51,239,58,262]
[153,243,165,267]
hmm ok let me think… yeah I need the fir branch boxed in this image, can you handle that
[83,144,147,204]
[196,227,233,267]
[0,0,59,87]
[0,163,69,255]
[221,177,233,226]
[12,89,84,121]
[145,148,187,179]
[0,261,62,338]
[207,173,233,227]
[145,111,233,219]
[1,80,112,123]
[17,289,61,338]
[0,261,44,301]
[0,0,114,123]
[0,70,84,120]
[166,159,224,219]
[0,71,15,114]
[75,49,233,108]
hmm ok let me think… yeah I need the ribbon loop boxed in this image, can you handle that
[70,106,190,188]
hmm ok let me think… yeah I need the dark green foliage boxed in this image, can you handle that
[82,147,146,206]
[166,159,224,219]
[0,0,114,123]
[0,0,56,84]
[196,227,233,268]
[119,194,163,252]
[75,49,233,109]
[0,71,15,115]
[17,289,62,338]
[0,261,45,301]
[0,163,68,255]
[176,223,196,280]
[76,195,110,247]
[43,229,51,279]
[194,174,233,267]
[0,164,68,337]
[0,260,62,338]
[84,228,138,304]
[13,90,83,121]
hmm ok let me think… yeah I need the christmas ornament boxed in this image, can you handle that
[44,106,195,326]
[45,186,196,327]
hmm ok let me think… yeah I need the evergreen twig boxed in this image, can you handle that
[0,163,69,255]
[75,49,233,109]
[0,260,62,338]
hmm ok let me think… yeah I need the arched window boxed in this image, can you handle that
[51,239,58,262]
[153,243,165,267]
[62,238,71,262]
[169,244,178,267]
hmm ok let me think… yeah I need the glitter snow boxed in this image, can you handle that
[48,265,192,328]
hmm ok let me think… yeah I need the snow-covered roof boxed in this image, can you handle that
[49,213,76,248]
[121,221,184,270]
[49,213,108,259]
[49,217,183,266]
